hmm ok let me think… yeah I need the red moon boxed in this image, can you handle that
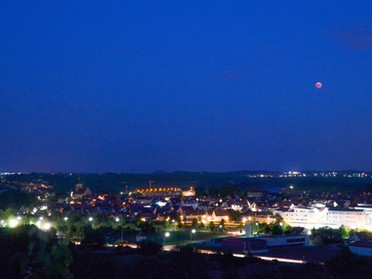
[315,82,322,89]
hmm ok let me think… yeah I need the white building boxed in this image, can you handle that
[327,208,365,229]
[278,206,328,229]
[278,205,372,231]
[354,204,372,230]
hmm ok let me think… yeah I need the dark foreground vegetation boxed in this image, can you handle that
[1,225,371,279]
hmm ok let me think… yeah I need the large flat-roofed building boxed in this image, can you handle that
[221,237,267,253]
[278,205,371,230]
[349,241,372,257]
[256,235,310,247]
[327,208,365,229]
[279,206,327,229]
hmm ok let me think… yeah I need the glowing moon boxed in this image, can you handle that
[315,82,322,89]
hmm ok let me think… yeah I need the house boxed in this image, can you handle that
[136,211,155,222]
[180,197,198,209]
[347,232,372,243]
[176,206,204,221]
[202,208,230,223]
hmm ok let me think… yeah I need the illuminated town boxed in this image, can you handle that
[1,1,371,278]
[1,171,372,277]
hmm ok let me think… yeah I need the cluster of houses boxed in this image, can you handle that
[57,182,372,233]
[62,183,255,223]
[2,176,372,257]
[0,178,54,198]
[3,176,371,233]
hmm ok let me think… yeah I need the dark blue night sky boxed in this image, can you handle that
[1,1,371,172]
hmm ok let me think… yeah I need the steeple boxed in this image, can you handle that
[75,177,83,192]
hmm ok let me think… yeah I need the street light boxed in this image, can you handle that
[115,217,124,242]
[164,232,170,245]
[218,225,222,235]
[88,217,93,222]
[9,219,19,228]
[190,229,196,241]
[43,222,51,231]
